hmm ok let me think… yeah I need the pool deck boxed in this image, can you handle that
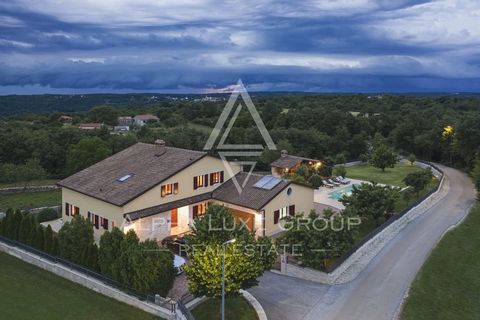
[314,178,365,211]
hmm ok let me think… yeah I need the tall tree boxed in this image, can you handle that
[370,144,397,172]
[58,215,95,265]
[66,137,110,174]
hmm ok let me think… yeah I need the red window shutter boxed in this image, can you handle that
[205,174,209,187]
[220,171,224,183]
[289,205,295,216]
[193,177,198,190]
[65,203,70,216]
[173,182,179,194]
[193,205,198,219]
[103,218,109,230]
[94,215,99,229]
[274,210,280,224]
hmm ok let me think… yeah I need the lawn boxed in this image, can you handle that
[346,163,424,187]
[0,252,158,320]
[401,203,480,320]
[0,190,61,211]
[192,297,258,320]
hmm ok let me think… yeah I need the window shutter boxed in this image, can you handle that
[87,211,91,220]
[94,215,99,229]
[193,205,198,219]
[193,177,198,190]
[74,206,79,216]
[174,183,179,194]
[103,218,109,230]
[65,203,70,216]
[220,171,224,183]
[161,185,166,197]
[205,174,209,187]
[274,210,280,224]
[289,205,295,216]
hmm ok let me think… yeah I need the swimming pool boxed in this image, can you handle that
[328,184,357,200]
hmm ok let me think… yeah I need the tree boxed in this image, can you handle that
[341,183,400,226]
[66,137,110,175]
[408,154,416,166]
[18,214,32,243]
[34,225,45,250]
[309,174,322,188]
[99,228,125,279]
[370,144,397,172]
[88,106,119,126]
[471,151,480,194]
[333,165,347,178]
[18,159,46,190]
[81,244,100,271]
[184,204,276,298]
[44,225,54,254]
[58,215,95,265]
[403,169,433,196]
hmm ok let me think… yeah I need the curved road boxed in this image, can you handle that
[249,164,476,320]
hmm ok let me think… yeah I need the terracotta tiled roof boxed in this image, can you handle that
[58,143,206,206]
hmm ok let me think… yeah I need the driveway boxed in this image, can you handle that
[249,164,476,320]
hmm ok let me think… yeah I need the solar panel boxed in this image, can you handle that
[118,174,133,182]
[253,175,282,190]
[262,177,282,190]
[253,176,273,188]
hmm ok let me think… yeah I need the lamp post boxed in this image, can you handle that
[221,238,236,320]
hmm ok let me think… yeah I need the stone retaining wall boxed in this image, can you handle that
[277,162,448,285]
[0,185,59,195]
[0,241,172,319]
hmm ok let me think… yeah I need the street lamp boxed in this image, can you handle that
[221,238,236,320]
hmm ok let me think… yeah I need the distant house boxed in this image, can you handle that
[79,123,103,130]
[59,115,73,122]
[270,150,321,177]
[114,125,130,132]
[133,114,159,127]
[118,116,133,126]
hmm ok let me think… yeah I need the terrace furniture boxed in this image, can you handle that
[328,178,341,187]
[334,176,349,185]
[339,176,351,184]
[322,180,334,188]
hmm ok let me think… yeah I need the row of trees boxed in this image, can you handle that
[0,209,59,255]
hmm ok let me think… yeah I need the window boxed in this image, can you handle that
[118,174,133,182]
[193,203,207,219]
[161,182,179,197]
[273,205,295,224]
[65,203,79,217]
[88,211,109,230]
[193,174,209,189]
[210,171,224,185]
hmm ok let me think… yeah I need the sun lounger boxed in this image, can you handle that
[328,178,341,187]
[339,176,351,184]
[322,180,334,188]
[334,176,349,185]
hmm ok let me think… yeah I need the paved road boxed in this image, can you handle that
[249,164,476,320]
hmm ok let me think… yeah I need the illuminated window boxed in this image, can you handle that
[65,203,79,217]
[193,174,209,189]
[88,211,109,230]
[193,203,208,219]
[210,171,224,185]
[161,183,179,197]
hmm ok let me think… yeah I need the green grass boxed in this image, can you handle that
[346,163,424,187]
[0,190,61,211]
[0,179,59,188]
[401,203,480,320]
[192,297,258,320]
[0,251,158,320]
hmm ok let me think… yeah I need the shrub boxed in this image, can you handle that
[36,208,60,223]
[333,165,347,178]
[58,215,95,266]
[309,174,323,188]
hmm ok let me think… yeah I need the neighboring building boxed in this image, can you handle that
[133,114,159,127]
[270,150,321,177]
[114,125,130,132]
[59,115,73,122]
[118,116,133,126]
[79,123,103,130]
[58,142,314,241]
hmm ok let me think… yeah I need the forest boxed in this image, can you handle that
[0,93,479,182]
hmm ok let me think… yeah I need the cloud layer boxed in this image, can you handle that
[1,0,480,93]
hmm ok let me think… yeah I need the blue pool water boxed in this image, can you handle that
[328,184,356,200]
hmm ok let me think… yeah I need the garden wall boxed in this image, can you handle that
[276,161,448,285]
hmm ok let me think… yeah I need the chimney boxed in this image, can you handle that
[155,139,166,146]
[281,150,288,157]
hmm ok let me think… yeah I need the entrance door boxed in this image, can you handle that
[171,209,178,227]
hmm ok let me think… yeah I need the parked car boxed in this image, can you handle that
[173,255,186,276]
[161,235,188,256]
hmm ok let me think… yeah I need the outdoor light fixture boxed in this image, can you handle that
[221,238,236,320]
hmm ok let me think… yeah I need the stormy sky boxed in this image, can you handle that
[1,0,480,93]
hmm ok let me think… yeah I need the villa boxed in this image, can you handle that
[57,141,314,241]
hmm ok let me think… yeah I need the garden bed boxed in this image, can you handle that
[192,296,258,320]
